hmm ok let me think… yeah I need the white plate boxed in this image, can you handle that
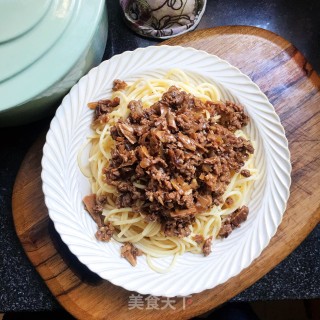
[41,46,291,297]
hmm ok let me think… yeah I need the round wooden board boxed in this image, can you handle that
[12,26,320,319]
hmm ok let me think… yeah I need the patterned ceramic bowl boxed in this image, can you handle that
[120,0,207,39]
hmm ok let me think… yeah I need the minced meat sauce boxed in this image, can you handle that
[94,86,254,238]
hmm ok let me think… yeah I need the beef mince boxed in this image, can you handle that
[83,194,115,241]
[121,242,143,266]
[218,205,249,238]
[102,86,253,238]
[88,97,121,129]
[203,237,213,256]
[113,79,128,91]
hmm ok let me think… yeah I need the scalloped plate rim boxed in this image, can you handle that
[41,45,291,297]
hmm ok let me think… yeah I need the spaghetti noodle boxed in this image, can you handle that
[79,69,257,273]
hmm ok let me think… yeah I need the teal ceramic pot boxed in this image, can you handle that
[0,0,107,127]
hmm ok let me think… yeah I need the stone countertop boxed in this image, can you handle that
[0,0,319,313]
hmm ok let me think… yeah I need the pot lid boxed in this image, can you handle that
[0,0,51,43]
[0,0,105,112]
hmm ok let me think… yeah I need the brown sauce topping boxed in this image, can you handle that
[101,86,253,237]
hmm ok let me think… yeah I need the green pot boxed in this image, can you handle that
[0,0,108,127]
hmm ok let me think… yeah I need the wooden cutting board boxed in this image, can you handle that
[12,26,320,319]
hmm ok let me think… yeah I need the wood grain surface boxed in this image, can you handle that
[12,26,320,319]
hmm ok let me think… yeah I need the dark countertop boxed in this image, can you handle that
[0,0,319,313]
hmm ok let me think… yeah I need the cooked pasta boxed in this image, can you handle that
[79,69,257,273]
